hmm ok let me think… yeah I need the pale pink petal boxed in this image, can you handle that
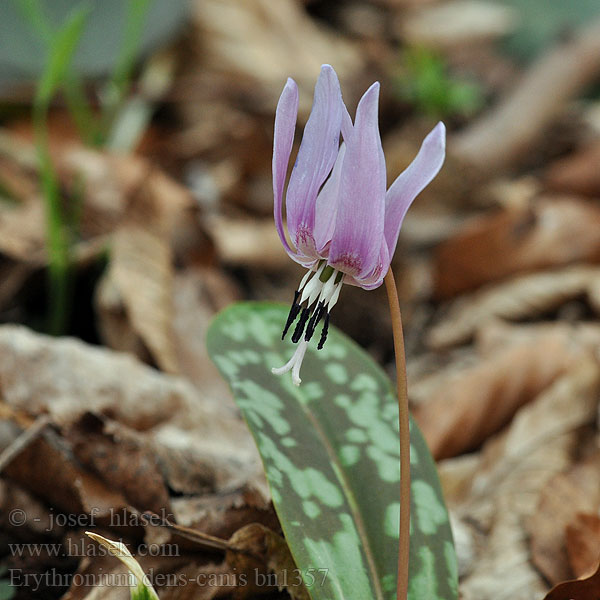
[384,122,446,258]
[313,143,346,255]
[341,101,353,142]
[328,82,386,279]
[346,239,390,290]
[272,78,301,261]
[285,65,343,258]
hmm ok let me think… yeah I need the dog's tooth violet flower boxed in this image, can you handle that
[272,65,446,385]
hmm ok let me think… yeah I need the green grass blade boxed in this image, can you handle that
[33,2,89,334]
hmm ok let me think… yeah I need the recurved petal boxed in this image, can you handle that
[328,82,386,279]
[384,121,446,258]
[273,77,301,260]
[285,65,343,258]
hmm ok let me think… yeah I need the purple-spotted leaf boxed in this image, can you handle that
[207,302,457,600]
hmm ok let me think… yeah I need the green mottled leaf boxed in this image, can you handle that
[207,302,457,600]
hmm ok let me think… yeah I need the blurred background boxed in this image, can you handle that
[1,0,600,598]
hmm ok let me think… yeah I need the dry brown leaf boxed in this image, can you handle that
[171,487,278,542]
[1,426,128,517]
[0,194,47,263]
[206,215,289,269]
[104,225,179,373]
[66,413,172,517]
[227,523,310,600]
[172,267,239,394]
[0,132,204,374]
[140,521,303,600]
[0,478,60,541]
[567,513,600,579]
[399,0,518,48]
[453,17,600,171]
[413,327,588,459]
[64,550,190,600]
[159,562,239,600]
[545,140,600,197]
[475,320,600,358]
[542,561,600,600]
[192,0,363,113]
[428,266,600,348]
[528,454,600,584]
[433,196,600,299]
[92,152,200,374]
[0,324,264,496]
[455,358,600,599]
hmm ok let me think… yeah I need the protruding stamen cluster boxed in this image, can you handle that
[272,262,344,385]
[286,262,343,347]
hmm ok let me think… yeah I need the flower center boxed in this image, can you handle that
[272,262,344,385]
[282,261,344,348]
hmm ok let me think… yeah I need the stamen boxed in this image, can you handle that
[318,311,330,350]
[305,301,325,341]
[272,339,309,386]
[282,289,301,340]
[291,307,310,343]
[299,262,326,305]
[320,274,336,305]
[298,267,315,291]
[327,277,344,309]
[280,267,344,354]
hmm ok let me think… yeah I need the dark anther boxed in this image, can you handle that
[304,301,325,342]
[291,307,310,343]
[282,290,301,340]
[317,311,331,350]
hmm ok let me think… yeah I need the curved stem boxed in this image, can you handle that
[384,269,410,600]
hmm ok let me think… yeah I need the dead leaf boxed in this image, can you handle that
[62,555,132,600]
[413,327,588,458]
[433,197,600,299]
[171,487,278,542]
[0,324,264,496]
[567,513,600,579]
[172,266,239,393]
[0,478,60,541]
[528,454,600,584]
[191,0,363,113]
[105,224,179,373]
[546,140,600,197]
[428,266,600,348]
[542,561,600,600]
[66,413,172,517]
[227,523,310,600]
[455,358,600,599]
[400,0,518,48]
[92,152,200,374]
[206,215,289,269]
[453,17,600,171]
[1,426,128,517]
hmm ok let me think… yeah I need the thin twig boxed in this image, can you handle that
[140,512,232,553]
[0,415,50,474]
[384,269,411,600]
[140,512,263,563]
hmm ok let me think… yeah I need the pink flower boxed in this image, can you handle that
[272,65,445,384]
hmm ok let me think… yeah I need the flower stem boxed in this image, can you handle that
[384,269,410,600]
